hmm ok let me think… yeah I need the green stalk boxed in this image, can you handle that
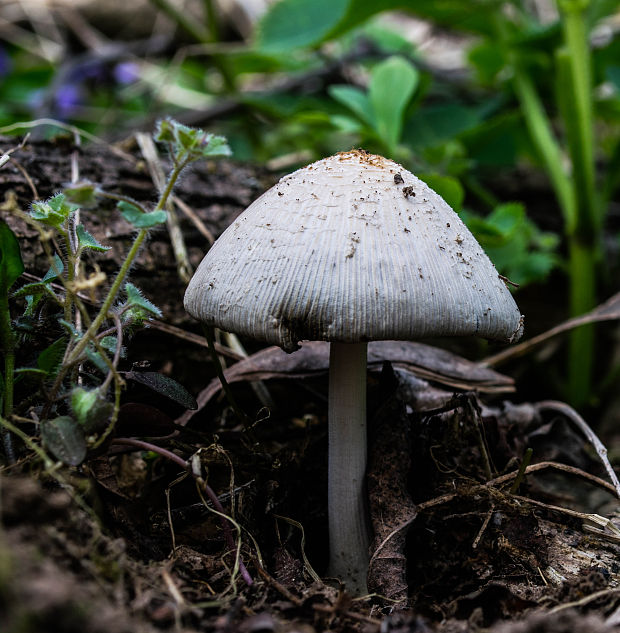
[511,66,577,229]
[492,11,576,227]
[559,2,597,236]
[60,228,75,324]
[557,0,599,405]
[568,239,596,404]
[62,227,148,370]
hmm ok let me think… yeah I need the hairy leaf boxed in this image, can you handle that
[119,201,167,229]
[125,371,197,410]
[124,282,162,319]
[71,387,113,433]
[36,337,67,377]
[41,415,87,466]
[76,225,110,252]
[155,118,231,161]
[30,193,76,228]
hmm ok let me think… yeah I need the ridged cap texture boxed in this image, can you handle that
[185,151,523,352]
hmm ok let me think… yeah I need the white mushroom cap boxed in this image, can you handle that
[184,150,523,352]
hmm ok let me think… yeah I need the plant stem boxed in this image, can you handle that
[557,1,599,405]
[327,341,370,595]
[568,238,596,404]
[0,288,16,461]
[63,228,148,368]
[56,159,186,393]
[511,66,576,229]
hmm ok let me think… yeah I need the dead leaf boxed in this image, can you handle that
[177,340,514,426]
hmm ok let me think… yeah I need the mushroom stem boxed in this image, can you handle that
[327,341,371,594]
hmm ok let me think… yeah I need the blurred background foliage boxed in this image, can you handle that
[1,0,619,405]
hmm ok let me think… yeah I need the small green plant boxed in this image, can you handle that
[0,119,230,464]
[460,203,560,287]
[329,55,419,158]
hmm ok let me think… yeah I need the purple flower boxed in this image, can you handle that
[0,46,12,77]
[55,83,83,117]
[113,62,139,85]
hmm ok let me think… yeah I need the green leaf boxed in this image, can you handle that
[256,0,396,53]
[461,203,560,286]
[100,335,126,358]
[257,0,349,52]
[486,202,526,234]
[154,118,231,162]
[125,371,198,410]
[71,387,113,434]
[85,348,109,374]
[418,174,464,211]
[63,182,98,208]
[36,337,67,377]
[329,114,364,133]
[0,219,24,291]
[14,255,63,301]
[123,282,162,319]
[43,254,64,281]
[76,225,110,252]
[369,56,419,151]
[119,201,167,229]
[468,41,507,84]
[329,85,374,125]
[30,193,76,228]
[40,415,87,466]
[403,102,489,150]
[14,367,48,381]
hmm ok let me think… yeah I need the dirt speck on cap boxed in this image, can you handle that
[336,149,389,168]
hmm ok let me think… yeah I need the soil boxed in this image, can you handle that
[2,134,620,632]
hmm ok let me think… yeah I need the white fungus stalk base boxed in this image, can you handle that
[327,341,371,594]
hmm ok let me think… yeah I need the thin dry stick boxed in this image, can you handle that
[0,133,30,167]
[255,565,303,606]
[489,460,618,495]
[172,194,215,244]
[535,400,620,499]
[483,291,620,367]
[472,508,493,549]
[549,588,620,614]
[6,159,39,199]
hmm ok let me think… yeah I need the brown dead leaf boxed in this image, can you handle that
[177,341,514,426]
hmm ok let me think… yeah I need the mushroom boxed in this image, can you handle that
[184,150,523,594]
